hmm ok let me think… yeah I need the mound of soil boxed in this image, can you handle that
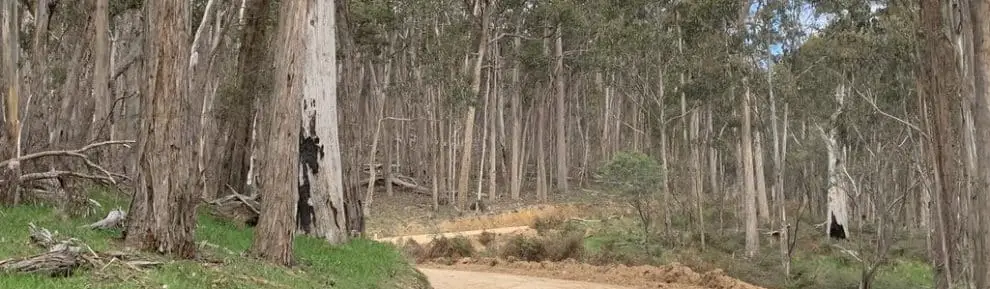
[422,257,764,289]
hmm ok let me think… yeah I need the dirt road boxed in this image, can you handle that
[419,268,634,289]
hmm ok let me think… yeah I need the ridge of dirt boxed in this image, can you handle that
[419,267,637,289]
[376,226,536,247]
[420,257,766,289]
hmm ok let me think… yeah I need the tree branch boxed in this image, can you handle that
[854,88,925,135]
[1,140,135,168]
[0,140,133,185]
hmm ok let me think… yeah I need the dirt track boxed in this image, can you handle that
[419,268,635,289]
[380,225,762,289]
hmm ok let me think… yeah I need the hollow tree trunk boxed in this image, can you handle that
[297,0,347,244]
[823,84,851,240]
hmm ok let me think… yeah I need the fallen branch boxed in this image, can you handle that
[82,209,127,230]
[207,185,260,215]
[2,224,166,278]
[29,223,58,249]
[357,175,431,194]
[15,171,114,184]
[0,249,80,277]
[0,140,134,185]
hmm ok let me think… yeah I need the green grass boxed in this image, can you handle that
[787,255,932,289]
[0,197,429,289]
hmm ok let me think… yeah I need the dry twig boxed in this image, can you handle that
[0,140,134,185]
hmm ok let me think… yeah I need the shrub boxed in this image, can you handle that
[531,216,564,235]
[425,236,475,260]
[586,238,651,266]
[596,151,663,238]
[477,231,496,247]
[499,231,584,262]
[401,239,425,261]
[500,235,546,261]
[545,231,585,261]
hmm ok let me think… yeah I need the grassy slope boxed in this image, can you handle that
[0,198,430,289]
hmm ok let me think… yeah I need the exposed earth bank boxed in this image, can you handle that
[418,257,765,289]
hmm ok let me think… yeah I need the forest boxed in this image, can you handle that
[1,0,990,288]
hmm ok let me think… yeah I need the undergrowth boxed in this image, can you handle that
[0,193,428,289]
[408,200,933,289]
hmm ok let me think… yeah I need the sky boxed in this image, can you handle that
[752,1,886,56]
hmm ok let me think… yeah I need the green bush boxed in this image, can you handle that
[500,235,546,261]
[425,236,475,260]
[596,151,663,238]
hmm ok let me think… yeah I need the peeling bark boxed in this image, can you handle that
[123,0,199,259]
[250,0,306,266]
[297,0,347,244]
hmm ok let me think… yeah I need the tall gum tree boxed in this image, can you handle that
[968,0,990,286]
[298,0,347,244]
[919,0,963,286]
[250,0,306,266]
[124,0,199,258]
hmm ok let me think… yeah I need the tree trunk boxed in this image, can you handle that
[742,78,759,257]
[488,57,498,202]
[297,0,347,244]
[124,0,199,259]
[1,0,23,204]
[824,84,851,240]
[536,98,548,201]
[554,25,568,194]
[509,19,523,200]
[250,0,307,266]
[968,0,990,286]
[919,0,963,286]
[689,110,705,250]
[755,129,770,224]
[91,0,111,142]
[456,0,490,209]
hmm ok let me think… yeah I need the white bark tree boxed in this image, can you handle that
[822,83,851,240]
[743,78,759,257]
[298,0,347,244]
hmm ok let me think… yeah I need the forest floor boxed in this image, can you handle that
[0,189,429,289]
[367,189,934,289]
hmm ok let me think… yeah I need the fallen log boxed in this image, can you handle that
[82,209,127,230]
[0,249,80,277]
[357,174,431,194]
